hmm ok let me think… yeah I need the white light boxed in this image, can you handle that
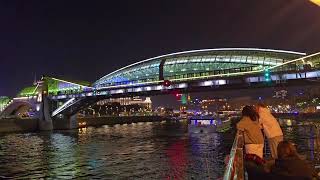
[134,88,142,92]
[13,97,29,100]
[178,83,187,88]
[116,89,124,93]
[246,77,259,83]
[306,71,320,78]
[145,86,152,91]
[217,80,226,85]
[203,81,213,86]
[37,93,42,102]
[52,97,76,117]
[36,104,41,111]
[156,85,163,90]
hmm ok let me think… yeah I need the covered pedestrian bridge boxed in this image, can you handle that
[93,48,310,90]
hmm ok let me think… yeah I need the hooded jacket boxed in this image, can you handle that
[258,107,283,138]
[237,116,264,144]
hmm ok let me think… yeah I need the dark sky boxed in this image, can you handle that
[1,0,320,97]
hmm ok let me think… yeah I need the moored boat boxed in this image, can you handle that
[188,115,231,133]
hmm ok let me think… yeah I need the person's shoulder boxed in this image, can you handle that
[236,118,247,130]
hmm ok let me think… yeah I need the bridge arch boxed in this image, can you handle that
[93,48,305,89]
[0,100,36,117]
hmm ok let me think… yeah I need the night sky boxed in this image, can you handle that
[1,0,320,97]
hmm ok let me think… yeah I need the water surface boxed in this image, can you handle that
[0,119,319,179]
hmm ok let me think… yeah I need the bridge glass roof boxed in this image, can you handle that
[94,48,305,88]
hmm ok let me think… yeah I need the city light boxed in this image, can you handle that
[264,69,271,82]
[163,80,171,87]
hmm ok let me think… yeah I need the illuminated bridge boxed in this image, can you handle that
[94,48,306,89]
[86,48,319,97]
[1,48,320,130]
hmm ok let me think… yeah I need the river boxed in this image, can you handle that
[0,119,319,179]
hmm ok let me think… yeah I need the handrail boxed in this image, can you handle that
[52,98,76,117]
[223,130,245,180]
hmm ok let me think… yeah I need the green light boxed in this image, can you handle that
[17,86,37,97]
[181,94,187,105]
[264,69,271,82]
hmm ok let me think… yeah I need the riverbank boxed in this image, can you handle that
[0,118,38,133]
[78,116,170,127]
[0,116,170,133]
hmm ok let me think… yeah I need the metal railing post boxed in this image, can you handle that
[223,130,245,180]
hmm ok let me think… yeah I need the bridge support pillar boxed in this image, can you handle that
[69,114,78,129]
[52,114,78,130]
[38,97,53,131]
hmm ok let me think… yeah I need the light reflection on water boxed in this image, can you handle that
[0,121,233,179]
[0,119,319,179]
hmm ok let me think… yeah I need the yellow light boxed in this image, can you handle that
[310,0,320,5]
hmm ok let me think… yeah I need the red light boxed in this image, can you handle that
[163,80,171,87]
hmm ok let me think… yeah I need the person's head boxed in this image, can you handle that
[277,141,298,159]
[242,105,259,121]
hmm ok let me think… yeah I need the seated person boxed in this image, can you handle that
[271,141,318,180]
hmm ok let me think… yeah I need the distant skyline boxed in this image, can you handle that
[1,0,320,97]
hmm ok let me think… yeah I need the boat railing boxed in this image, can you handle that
[223,130,245,180]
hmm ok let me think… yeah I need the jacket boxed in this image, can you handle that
[237,116,264,144]
[258,107,283,138]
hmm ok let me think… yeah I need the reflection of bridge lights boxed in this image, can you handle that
[166,140,188,179]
